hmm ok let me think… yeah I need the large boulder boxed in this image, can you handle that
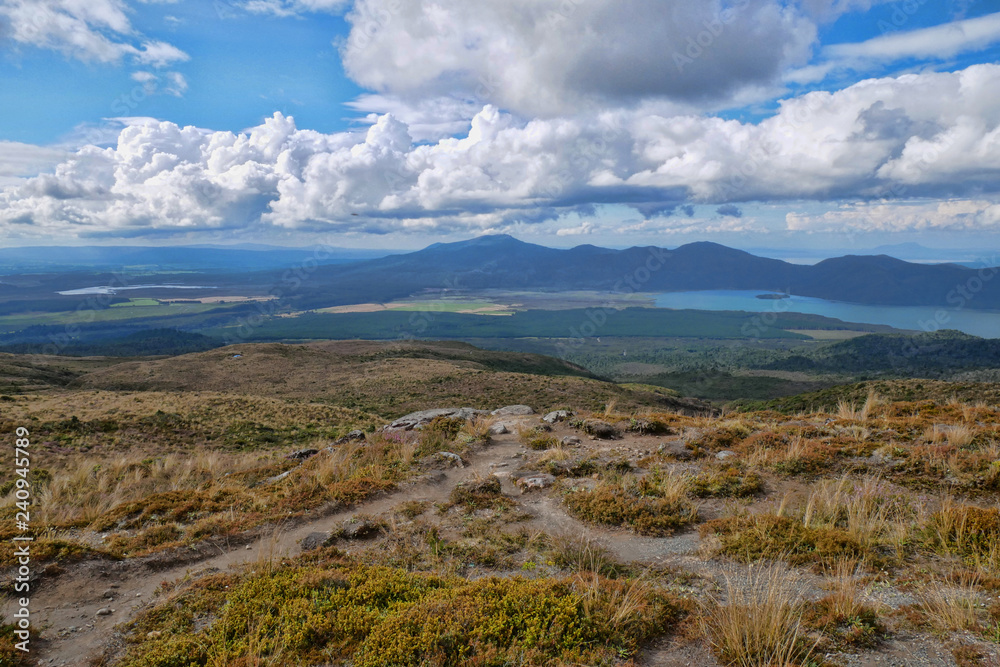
[492,405,535,416]
[385,407,488,431]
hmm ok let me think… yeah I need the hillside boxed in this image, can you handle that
[72,340,711,417]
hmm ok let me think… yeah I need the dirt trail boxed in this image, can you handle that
[5,436,525,666]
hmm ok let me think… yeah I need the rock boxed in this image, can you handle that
[96,608,113,617]
[264,469,294,485]
[285,448,319,461]
[332,429,367,446]
[300,532,330,551]
[340,519,381,540]
[102,589,115,599]
[582,419,620,440]
[434,451,466,468]
[489,422,511,435]
[542,410,572,424]
[492,405,535,416]
[561,436,582,446]
[515,473,557,493]
[657,440,693,461]
[386,407,488,432]
[716,450,737,461]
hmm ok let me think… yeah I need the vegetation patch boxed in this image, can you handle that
[702,514,866,567]
[689,465,764,498]
[113,554,686,667]
[564,472,697,536]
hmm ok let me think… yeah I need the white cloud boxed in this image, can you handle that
[0,141,69,179]
[827,11,1000,62]
[0,0,188,67]
[787,200,1000,232]
[789,12,1000,84]
[241,0,349,16]
[340,0,817,117]
[4,64,1000,239]
[134,40,190,67]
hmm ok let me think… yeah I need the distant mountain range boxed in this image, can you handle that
[288,235,1000,311]
[0,245,394,272]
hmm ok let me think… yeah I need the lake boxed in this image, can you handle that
[58,284,217,295]
[653,290,1000,339]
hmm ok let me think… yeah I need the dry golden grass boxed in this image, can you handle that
[703,562,818,667]
[802,476,911,554]
[913,574,984,633]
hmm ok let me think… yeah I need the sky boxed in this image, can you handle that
[1,0,1000,251]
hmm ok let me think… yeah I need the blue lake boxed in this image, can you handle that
[653,291,1000,339]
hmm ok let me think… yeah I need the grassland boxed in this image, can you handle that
[3,342,1000,665]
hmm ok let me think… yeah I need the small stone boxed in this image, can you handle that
[96,608,113,616]
[300,531,330,551]
[489,422,511,435]
[561,436,582,446]
[514,473,557,493]
[285,448,319,461]
[340,519,381,540]
[716,450,737,461]
[542,410,572,424]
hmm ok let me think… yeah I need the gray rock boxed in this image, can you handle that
[435,451,466,468]
[340,519,381,540]
[96,608,113,617]
[300,532,330,551]
[515,473,557,493]
[583,419,620,439]
[285,448,319,461]
[265,469,295,484]
[492,405,535,416]
[658,440,693,461]
[489,422,511,435]
[716,450,737,461]
[561,435,582,446]
[386,407,488,431]
[542,410,572,424]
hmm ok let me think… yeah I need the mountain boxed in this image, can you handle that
[0,245,396,272]
[287,235,1000,310]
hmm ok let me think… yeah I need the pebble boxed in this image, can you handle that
[96,608,113,616]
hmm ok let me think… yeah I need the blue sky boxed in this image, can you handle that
[1,0,1000,250]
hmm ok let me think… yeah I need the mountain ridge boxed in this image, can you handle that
[287,234,999,311]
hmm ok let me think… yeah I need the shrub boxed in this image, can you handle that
[689,466,764,498]
[564,473,697,536]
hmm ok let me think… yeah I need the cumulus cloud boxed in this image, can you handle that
[4,64,1000,239]
[340,0,817,117]
[0,0,188,67]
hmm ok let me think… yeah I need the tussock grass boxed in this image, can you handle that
[913,574,984,633]
[703,562,818,667]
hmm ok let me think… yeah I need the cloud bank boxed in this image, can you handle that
[3,64,1000,239]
